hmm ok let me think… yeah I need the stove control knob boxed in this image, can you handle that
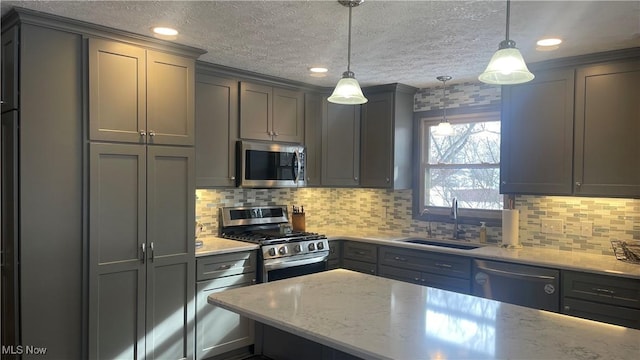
[268,248,276,257]
[294,244,302,253]
[278,246,288,255]
[317,242,325,250]
[308,243,316,251]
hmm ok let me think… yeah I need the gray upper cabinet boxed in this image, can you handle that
[321,97,361,186]
[89,38,195,146]
[574,59,640,197]
[304,92,323,186]
[89,143,195,360]
[240,81,304,143]
[500,67,575,195]
[195,73,238,187]
[360,84,415,189]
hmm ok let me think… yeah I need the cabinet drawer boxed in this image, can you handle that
[197,251,257,281]
[343,241,377,263]
[563,297,640,329]
[342,259,376,275]
[379,265,471,294]
[379,264,421,284]
[379,246,471,279]
[563,271,640,309]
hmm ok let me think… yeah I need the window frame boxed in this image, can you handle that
[413,104,504,226]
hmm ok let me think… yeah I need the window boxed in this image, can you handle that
[416,110,502,221]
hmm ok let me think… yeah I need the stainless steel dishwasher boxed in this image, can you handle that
[472,259,560,312]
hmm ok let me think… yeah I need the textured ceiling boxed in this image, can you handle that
[2,1,639,88]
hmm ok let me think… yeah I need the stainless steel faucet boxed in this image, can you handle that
[451,197,464,239]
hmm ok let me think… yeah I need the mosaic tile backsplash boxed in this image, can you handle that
[196,188,639,256]
[414,81,501,112]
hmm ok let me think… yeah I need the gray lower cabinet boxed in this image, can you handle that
[196,251,257,360]
[378,246,471,294]
[562,270,640,329]
[89,143,196,359]
[321,98,361,186]
[195,71,238,187]
[341,241,377,275]
[327,240,342,270]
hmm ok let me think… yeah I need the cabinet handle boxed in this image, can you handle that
[501,181,506,185]
[230,176,236,181]
[414,277,420,281]
[354,176,358,181]
[273,132,279,136]
[435,262,452,269]
[386,177,390,183]
[267,131,273,136]
[369,269,375,274]
[592,287,615,295]
[150,242,155,262]
[148,130,156,137]
[139,130,147,137]
[217,264,232,270]
[355,251,366,255]
[564,305,571,311]
[140,243,146,264]
[394,256,407,262]
[575,181,581,188]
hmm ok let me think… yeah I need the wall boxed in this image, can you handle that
[196,81,639,257]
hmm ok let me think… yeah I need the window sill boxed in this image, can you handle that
[416,207,502,227]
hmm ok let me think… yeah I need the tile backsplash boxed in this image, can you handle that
[196,188,638,256]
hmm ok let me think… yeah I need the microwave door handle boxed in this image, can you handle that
[293,149,301,184]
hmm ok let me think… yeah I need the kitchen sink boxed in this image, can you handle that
[399,238,481,250]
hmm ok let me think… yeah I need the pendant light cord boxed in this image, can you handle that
[505,0,510,42]
[347,4,352,74]
[442,79,447,121]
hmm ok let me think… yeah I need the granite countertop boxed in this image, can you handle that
[208,269,640,360]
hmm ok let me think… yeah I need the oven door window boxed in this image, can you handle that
[245,149,297,181]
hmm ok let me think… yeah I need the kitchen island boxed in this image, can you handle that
[208,269,639,360]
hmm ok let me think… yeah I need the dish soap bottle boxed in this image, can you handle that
[479,222,487,243]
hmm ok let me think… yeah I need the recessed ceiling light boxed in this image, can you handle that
[309,67,328,73]
[536,38,562,47]
[152,27,178,36]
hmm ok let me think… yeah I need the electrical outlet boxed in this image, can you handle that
[581,222,593,237]
[541,219,563,234]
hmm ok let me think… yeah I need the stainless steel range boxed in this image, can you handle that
[219,205,329,282]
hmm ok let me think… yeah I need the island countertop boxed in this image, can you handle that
[208,269,640,360]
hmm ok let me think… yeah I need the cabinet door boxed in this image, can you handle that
[147,50,195,146]
[196,278,255,359]
[304,92,323,185]
[1,26,18,112]
[574,60,640,197]
[89,38,147,143]
[89,143,147,360]
[500,68,575,195]
[273,87,304,143]
[322,98,360,186]
[195,74,238,187]
[360,92,393,188]
[146,146,196,360]
[240,81,272,141]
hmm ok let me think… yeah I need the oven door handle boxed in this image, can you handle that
[263,253,328,271]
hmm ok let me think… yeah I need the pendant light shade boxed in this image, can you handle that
[479,0,534,85]
[433,75,454,137]
[328,0,367,105]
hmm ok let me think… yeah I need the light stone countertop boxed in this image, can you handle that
[195,236,258,257]
[194,229,640,279]
[208,269,640,360]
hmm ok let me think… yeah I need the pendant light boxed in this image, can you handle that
[478,0,534,85]
[433,76,454,137]
[327,0,368,105]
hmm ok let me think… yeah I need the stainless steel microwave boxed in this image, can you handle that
[236,140,306,188]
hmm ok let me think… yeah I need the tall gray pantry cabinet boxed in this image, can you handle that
[87,38,200,359]
[0,8,205,359]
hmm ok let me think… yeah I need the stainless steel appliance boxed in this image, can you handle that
[472,259,560,312]
[219,205,328,282]
[236,140,305,188]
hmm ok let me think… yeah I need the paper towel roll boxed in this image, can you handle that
[502,209,520,247]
